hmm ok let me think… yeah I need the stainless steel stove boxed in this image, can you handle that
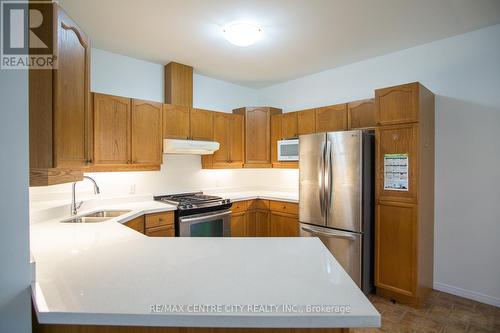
[154,192,232,237]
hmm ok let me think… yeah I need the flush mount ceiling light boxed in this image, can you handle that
[222,22,263,47]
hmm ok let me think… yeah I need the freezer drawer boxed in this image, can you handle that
[300,223,362,288]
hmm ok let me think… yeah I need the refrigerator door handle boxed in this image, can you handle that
[300,225,357,240]
[326,140,333,213]
[319,141,326,217]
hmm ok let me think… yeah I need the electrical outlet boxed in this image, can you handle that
[129,184,136,194]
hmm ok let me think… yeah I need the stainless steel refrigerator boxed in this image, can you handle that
[299,130,374,294]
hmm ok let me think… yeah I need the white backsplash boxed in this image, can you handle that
[29,154,299,204]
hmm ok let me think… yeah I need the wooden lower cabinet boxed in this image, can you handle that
[123,212,175,237]
[230,212,247,237]
[375,202,417,299]
[123,216,145,234]
[145,224,175,237]
[230,200,298,237]
[269,212,299,237]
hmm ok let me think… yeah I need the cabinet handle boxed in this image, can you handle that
[159,218,164,221]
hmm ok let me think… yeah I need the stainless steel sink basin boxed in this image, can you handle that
[61,210,131,223]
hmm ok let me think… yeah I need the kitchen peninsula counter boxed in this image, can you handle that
[30,193,379,331]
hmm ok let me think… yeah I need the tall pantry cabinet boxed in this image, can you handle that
[374,82,435,307]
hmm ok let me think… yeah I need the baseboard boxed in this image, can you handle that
[434,282,500,307]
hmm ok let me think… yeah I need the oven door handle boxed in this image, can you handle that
[179,210,232,223]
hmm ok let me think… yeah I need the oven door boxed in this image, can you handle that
[178,209,231,237]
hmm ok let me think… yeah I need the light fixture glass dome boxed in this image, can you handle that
[222,22,262,47]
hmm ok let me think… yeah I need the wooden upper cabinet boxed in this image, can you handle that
[229,114,244,164]
[163,104,190,139]
[376,124,418,203]
[297,108,316,135]
[93,93,130,165]
[315,104,348,132]
[29,4,90,185]
[271,114,283,164]
[190,108,214,141]
[348,99,376,130]
[233,107,282,167]
[211,112,231,164]
[54,7,91,168]
[202,112,244,169]
[164,62,193,107]
[376,82,419,125]
[282,112,298,138]
[131,99,162,165]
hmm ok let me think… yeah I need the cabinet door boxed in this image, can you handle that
[348,99,376,129]
[245,107,271,165]
[131,99,162,165]
[191,108,214,141]
[212,113,230,164]
[124,216,144,234]
[163,104,190,139]
[270,114,282,164]
[376,124,418,203]
[376,83,419,125]
[297,109,316,135]
[315,104,347,132]
[282,112,298,138]
[255,210,270,237]
[231,212,246,237]
[53,7,91,168]
[229,114,244,164]
[270,212,299,237]
[375,202,417,296]
[93,94,130,164]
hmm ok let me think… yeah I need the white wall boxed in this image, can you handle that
[0,68,31,328]
[259,24,500,306]
[91,48,259,111]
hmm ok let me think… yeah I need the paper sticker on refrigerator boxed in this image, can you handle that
[384,153,409,191]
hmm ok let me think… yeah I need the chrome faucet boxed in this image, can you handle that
[71,176,100,216]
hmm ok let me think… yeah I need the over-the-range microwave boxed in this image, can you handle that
[277,139,299,161]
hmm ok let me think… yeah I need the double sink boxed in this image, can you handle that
[61,210,131,223]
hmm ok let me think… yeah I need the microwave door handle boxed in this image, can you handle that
[180,210,232,223]
[301,225,356,240]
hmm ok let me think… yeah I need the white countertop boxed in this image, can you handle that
[30,192,379,328]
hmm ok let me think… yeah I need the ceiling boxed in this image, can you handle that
[58,0,500,88]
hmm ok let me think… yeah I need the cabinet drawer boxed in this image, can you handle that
[145,224,175,237]
[270,201,299,216]
[231,200,248,213]
[145,211,174,229]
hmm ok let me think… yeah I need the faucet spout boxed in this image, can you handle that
[70,176,100,216]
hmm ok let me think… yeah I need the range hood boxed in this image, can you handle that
[163,139,220,155]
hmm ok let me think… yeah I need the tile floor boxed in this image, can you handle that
[352,290,499,333]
